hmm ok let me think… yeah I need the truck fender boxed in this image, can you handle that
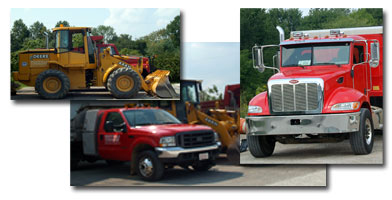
[102,64,121,84]
[248,91,270,116]
[324,87,370,113]
[128,137,158,175]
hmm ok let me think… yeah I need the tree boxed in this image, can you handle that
[11,19,30,52]
[29,21,49,40]
[55,20,70,27]
[200,85,223,101]
[165,15,180,48]
[91,25,116,43]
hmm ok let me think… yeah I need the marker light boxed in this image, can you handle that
[331,102,360,111]
[248,105,262,114]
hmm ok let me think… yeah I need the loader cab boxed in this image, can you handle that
[53,26,96,69]
[181,80,202,104]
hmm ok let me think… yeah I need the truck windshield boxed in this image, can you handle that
[123,109,181,126]
[281,42,350,67]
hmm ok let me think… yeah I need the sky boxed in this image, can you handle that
[10,8,179,38]
[182,42,240,94]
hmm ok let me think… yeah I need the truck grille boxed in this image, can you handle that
[176,130,215,148]
[269,80,323,113]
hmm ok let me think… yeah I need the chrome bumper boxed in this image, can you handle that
[246,112,361,136]
[155,142,221,158]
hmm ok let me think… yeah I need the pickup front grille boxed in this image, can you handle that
[269,80,322,113]
[176,130,215,148]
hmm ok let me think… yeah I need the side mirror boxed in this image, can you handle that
[113,122,127,133]
[252,44,280,73]
[369,42,380,68]
[104,121,114,132]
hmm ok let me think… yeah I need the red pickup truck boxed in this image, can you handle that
[71,107,220,181]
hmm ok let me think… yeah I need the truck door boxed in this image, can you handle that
[352,44,369,95]
[97,111,130,161]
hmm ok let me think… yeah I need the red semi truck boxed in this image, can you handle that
[71,107,220,181]
[247,26,383,157]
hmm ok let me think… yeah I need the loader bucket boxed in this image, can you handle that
[145,70,179,98]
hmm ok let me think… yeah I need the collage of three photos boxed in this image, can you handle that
[10,8,383,186]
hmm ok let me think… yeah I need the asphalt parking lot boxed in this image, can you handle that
[240,133,383,164]
[71,156,326,186]
[11,84,180,100]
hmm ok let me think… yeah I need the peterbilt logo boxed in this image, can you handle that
[30,54,49,60]
[289,80,299,84]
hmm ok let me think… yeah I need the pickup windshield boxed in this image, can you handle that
[281,42,350,67]
[123,109,181,126]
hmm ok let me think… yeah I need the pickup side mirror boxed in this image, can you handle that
[104,121,114,132]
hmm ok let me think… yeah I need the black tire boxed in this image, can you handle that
[192,161,214,171]
[35,69,70,99]
[136,150,164,181]
[107,67,141,99]
[350,108,374,155]
[247,134,276,158]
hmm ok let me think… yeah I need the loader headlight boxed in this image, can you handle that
[248,105,262,114]
[159,136,176,147]
[331,102,360,111]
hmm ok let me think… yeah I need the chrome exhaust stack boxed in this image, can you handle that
[276,26,285,43]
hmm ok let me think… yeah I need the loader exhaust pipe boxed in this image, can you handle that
[44,32,49,49]
[276,26,285,43]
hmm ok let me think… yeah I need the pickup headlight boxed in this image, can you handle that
[159,136,176,147]
[248,105,262,114]
[213,132,220,142]
[331,102,360,111]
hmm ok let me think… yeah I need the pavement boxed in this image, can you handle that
[11,84,180,100]
[71,156,326,187]
[240,132,383,165]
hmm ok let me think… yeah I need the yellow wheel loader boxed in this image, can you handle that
[12,25,178,99]
[158,80,241,164]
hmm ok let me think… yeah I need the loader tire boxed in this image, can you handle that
[350,108,374,155]
[107,67,141,99]
[247,134,275,158]
[35,69,70,99]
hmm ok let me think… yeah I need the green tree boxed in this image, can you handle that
[165,15,180,48]
[55,20,70,27]
[29,21,49,40]
[11,19,30,52]
[200,85,223,101]
[92,25,116,43]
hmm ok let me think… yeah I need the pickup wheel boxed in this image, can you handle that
[35,69,70,99]
[350,108,374,155]
[247,134,276,158]
[136,150,164,181]
[107,67,141,99]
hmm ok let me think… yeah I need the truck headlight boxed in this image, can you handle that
[213,132,220,142]
[248,105,262,114]
[331,102,360,111]
[159,136,176,147]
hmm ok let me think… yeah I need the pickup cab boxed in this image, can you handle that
[71,107,221,181]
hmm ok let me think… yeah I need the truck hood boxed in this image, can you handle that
[131,124,212,137]
[270,66,349,82]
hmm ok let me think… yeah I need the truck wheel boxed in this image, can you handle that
[136,150,164,181]
[35,69,70,99]
[107,67,141,99]
[192,161,214,171]
[350,108,374,155]
[247,134,275,158]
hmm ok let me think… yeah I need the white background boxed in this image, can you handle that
[1,1,390,199]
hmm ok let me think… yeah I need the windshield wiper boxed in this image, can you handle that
[314,62,341,67]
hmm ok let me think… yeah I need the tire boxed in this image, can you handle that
[350,108,374,155]
[247,134,276,158]
[35,69,70,99]
[192,161,214,171]
[107,67,141,99]
[136,150,164,181]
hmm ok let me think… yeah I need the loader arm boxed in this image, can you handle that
[184,102,238,149]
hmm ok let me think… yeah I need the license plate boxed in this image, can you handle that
[199,153,209,160]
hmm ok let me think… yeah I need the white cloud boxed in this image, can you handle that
[103,8,179,38]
